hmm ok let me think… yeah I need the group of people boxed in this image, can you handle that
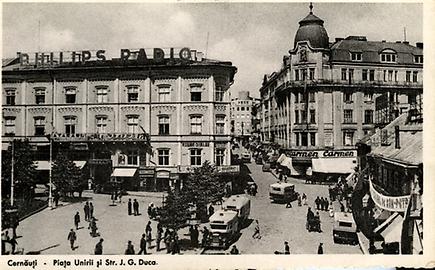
[314,196,330,211]
[306,207,322,232]
[147,203,159,220]
[1,230,18,255]
[127,199,140,216]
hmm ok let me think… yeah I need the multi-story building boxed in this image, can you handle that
[2,48,237,191]
[259,5,423,178]
[230,91,255,139]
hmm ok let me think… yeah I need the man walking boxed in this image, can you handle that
[138,234,147,254]
[230,245,239,254]
[2,231,10,255]
[89,202,94,219]
[145,221,152,245]
[284,241,290,254]
[74,212,81,230]
[315,196,320,210]
[67,229,77,250]
[94,238,104,255]
[84,202,90,221]
[133,199,139,216]
[125,240,135,255]
[128,199,132,216]
[317,243,324,254]
[252,220,261,239]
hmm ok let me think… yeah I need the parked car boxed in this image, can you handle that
[333,212,358,245]
[262,163,271,172]
[269,182,299,203]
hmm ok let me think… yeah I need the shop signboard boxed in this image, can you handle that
[182,142,210,147]
[287,149,357,159]
[216,165,240,174]
[369,180,410,212]
[88,159,112,165]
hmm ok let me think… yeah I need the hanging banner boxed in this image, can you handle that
[369,180,410,212]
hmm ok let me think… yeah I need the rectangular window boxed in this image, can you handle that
[34,117,45,136]
[5,89,16,105]
[413,71,418,82]
[300,110,307,123]
[158,149,170,166]
[190,115,202,134]
[310,109,316,123]
[96,116,107,133]
[127,85,139,103]
[301,132,308,146]
[241,107,245,111]
[295,133,300,146]
[158,116,170,135]
[364,110,373,124]
[4,117,15,135]
[369,70,375,81]
[127,115,139,134]
[294,92,299,103]
[35,88,46,104]
[300,92,306,103]
[215,86,224,102]
[406,71,411,82]
[408,94,417,105]
[364,92,373,102]
[215,149,225,166]
[351,52,362,61]
[362,69,368,81]
[308,92,315,102]
[190,85,202,101]
[216,115,225,135]
[190,148,202,166]
[64,116,77,135]
[383,70,387,81]
[414,55,423,64]
[344,109,353,123]
[341,68,347,80]
[388,70,393,81]
[310,132,316,146]
[394,71,398,82]
[96,87,108,103]
[343,131,354,146]
[309,68,315,80]
[295,70,299,81]
[158,86,170,102]
[381,53,397,63]
[65,87,77,104]
[294,110,299,123]
[301,69,307,81]
[344,92,353,102]
[127,150,139,165]
[348,69,354,82]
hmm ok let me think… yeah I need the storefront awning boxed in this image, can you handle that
[277,154,287,164]
[74,161,87,169]
[380,214,403,243]
[34,161,51,170]
[312,158,356,174]
[374,212,399,234]
[111,168,137,177]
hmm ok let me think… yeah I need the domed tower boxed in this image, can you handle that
[294,3,329,49]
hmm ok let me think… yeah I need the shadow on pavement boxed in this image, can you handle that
[241,218,254,229]
[25,243,60,255]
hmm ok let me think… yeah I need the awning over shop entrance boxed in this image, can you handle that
[380,214,404,244]
[34,161,51,170]
[277,154,287,164]
[111,168,137,177]
[74,161,87,169]
[312,158,356,174]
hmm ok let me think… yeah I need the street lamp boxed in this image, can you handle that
[10,139,15,207]
[48,136,53,208]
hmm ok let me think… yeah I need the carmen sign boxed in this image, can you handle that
[51,133,148,142]
[369,180,410,212]
[19,47,198,67]
[288,150,356,159]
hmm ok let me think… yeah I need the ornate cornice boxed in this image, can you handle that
[2,108,21,114]
[215,105,227,112]
[58,106,83,113]
[151,105,177,112]
[120,106,146,112]
[183,105,208,112]
[28,107,52,114]
[89,106,114,113]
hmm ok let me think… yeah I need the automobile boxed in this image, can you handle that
[333,212,358,245]
[241,153,251,163]
[208,210,240,249]
[222,195,251,229]
[269,182,299,203]
[255,157,263,164]
[262,163,271,172]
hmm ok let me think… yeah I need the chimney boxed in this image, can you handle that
[395,126,400,149]
[416,42,423,49]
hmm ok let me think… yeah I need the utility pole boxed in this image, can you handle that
[48,136,53,208]
[10,140,15,206]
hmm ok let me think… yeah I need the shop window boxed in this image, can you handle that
[35,88,46,104]
[158,116,170,135]
[190,115,202,134]
[64,116,77,135]
[5,88,16,105]
[96,86,108,103]
[127,115,139,134]
[190,148,202,166]
[96,116,107,133]
[216,115,225,135]
[158,86,170,102]
[65,87,77,104]
[215,149,225,166]
[343,131,354,146]
[364,110,373,124]
[34,116,45,136]
[127,85,139,103]
[127,150,139,165]
[190,84,202,102]
[4,117,15,136]
[343,110,353,123]
[158,149,170,166]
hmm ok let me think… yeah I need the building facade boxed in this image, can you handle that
[259,6,423,177]
[230,91,255,139]
[2,48,237,191]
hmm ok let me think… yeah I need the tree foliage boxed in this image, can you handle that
[158,189,191,230]
[52,152,85,197]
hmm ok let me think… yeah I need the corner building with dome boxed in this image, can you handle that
[258,5,423,178]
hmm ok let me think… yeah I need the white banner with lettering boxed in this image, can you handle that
[369,180,410,212]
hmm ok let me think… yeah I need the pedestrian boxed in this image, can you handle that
[189,225,195,247]
[118,189,123,203]
[319,197,324,211]
[325,198,329,211]
[9,235,18,255]
[89,202,94,219]
[138,234,147,255]
[285,197,292,208]
[89,218,98,237]
[284,241,290,254]
[74,211,80,230]
[164,230,171,253]
[125,240,135,255]
[252,220,261,239]
[84,202,90,221]
[208,204,215,217]
[128,199,132,216]
[317,243,324,254]
[94,238,104,255]
[156,227,162,251]
[329,202,334,217]
[302,193,307,205]
[230,245,239,254]
[340,202,345,212]
[67,229,77,250]
[2,231,10,255]
[173,235,180,254]
[133,199,139,216]
[192,225,199,248]
[315,196,320,210]
[145,221,152,245]
[297,194,302,207]
[201,227,209,247]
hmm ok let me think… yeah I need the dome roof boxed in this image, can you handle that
[294,11,329,49]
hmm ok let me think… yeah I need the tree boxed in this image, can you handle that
[158,189,191,230]
[52,152,85,197]
[1,140,37,205]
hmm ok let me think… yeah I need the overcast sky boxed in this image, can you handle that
[2,2,422,98]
